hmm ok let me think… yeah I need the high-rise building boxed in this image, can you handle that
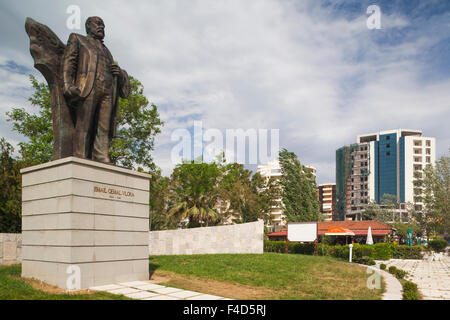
[336,129,436,221]
[257,159,317,231]
[318,183,336,221]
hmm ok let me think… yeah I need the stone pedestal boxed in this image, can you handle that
[20,157,150,290]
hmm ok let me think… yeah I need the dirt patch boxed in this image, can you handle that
[9,276,95,295]
[151,270,275,300]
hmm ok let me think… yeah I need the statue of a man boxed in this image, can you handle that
[62,16,130,163]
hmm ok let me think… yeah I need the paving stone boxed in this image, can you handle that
[118,281,151,287]
[143,295,181,300]
[150,287,184,295]
[133,283,167,291]
[187,294,224,300]
[107,287,142,295]
[167,290,203,299]
[125,291,160,299]
[378,256,450,300]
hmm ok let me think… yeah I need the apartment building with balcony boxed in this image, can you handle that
[336,129,436,221]
[318,183,336,221]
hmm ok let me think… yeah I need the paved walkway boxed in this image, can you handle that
[371,267,403,300]
[90,281,232,300]
[376,255,450,300]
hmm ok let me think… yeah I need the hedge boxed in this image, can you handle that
[402,281,420,300]
[264,240,424,260]
[428,238,448,253]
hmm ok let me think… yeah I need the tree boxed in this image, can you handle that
[110,77,163,171]
[361,194,398,223]
[0,138,22,232]
[219,163,279,224]
[7,75,163,171]
[6,75,53,166]
[278,148,320,222]
[168,158,222,227]
[415,153,450,238]
[149,168,171,230]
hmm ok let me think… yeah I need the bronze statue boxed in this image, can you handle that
[25,16,130,164]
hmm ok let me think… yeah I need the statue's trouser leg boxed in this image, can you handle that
[92,92,113,163]
[73,93,98,159]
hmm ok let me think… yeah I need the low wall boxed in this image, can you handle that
[149,220,264,255]
[0,233,22,265]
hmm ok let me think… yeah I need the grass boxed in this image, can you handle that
[149,253,385,300]
[0,264,130,300]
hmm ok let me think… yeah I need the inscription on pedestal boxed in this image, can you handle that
[93,185,136,201]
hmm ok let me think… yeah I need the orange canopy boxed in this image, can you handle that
[325,227,355,236]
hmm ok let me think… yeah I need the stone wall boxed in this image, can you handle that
[149,220,264,255]
[0,234,22,265]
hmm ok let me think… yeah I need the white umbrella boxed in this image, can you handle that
[366,226,374,245]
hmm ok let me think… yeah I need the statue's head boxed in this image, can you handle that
[85,16,105,40]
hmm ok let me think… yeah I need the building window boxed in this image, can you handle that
[426,156,431,163]
[426,140,431,147]
[386,143,390,148]
[426,148,431,155]
[386,152,390,156]
[386,136,390,140]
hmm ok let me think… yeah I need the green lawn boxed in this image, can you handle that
[0,265,130,300]
[149,253,385,300]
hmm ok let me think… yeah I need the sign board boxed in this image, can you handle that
[287,222,318,242]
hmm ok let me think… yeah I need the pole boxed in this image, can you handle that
[349,243,353,262]
[285,223,289,254]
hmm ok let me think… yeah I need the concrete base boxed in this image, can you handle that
[21,157,150,290]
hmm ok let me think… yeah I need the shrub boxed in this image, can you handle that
[318,244,331,256]
[380,263,387,270]
[402,281,420,300]
[388,266,397,274]
[354,256,376,265]
[353,244,374,259]
[392,245,423,259]
[331,245,350,260]
[428,238,448,253]
[264,240,286,253]
[289,242,316,255]
[394,269,407,280]
[373,243,392,260]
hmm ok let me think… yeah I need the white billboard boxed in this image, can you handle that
[287,222,317,242]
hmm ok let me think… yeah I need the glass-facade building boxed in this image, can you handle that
[336,129,436,220]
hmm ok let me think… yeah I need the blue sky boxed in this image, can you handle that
[0,0,449,184]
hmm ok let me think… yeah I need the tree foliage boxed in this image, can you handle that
[110,76,163,171]
[150,154,280,229]
[362,194,398,223]
[6,75,53,166]
[278,148,320,222]
[415,153,450,237]
[0,138,22,232]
